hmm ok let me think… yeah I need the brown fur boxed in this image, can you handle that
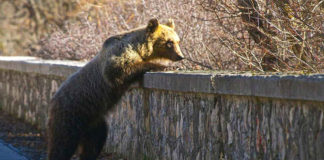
[47,18,183,160]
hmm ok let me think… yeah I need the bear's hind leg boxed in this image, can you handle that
[79,118,108,160]
[47,129,80,160]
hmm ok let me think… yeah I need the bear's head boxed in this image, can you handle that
[144,18,184,62]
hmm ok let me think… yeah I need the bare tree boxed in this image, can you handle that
[198,0,324,72]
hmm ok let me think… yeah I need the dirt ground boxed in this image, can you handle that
[0,112,123,160]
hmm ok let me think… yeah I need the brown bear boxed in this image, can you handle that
[47,18,183,160]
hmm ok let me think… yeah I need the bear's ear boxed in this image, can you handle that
[166,19,175,29]
[147,18,159,33]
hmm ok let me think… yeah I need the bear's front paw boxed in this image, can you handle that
[149,63,167,71]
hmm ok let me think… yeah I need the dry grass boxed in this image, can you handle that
[0,0,81,56]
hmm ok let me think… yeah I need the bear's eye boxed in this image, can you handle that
[166,41,173,48]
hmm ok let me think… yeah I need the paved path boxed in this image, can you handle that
[0,140,28,160]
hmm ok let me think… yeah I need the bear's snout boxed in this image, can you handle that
[175,54,184,61]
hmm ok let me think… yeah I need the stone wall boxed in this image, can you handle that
[0,56,83,129]
[0,56,324,160]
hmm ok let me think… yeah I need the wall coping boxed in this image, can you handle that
[1,56,324,102]
[0,56,85,77]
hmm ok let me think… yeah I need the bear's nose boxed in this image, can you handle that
[175,55,184,61]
